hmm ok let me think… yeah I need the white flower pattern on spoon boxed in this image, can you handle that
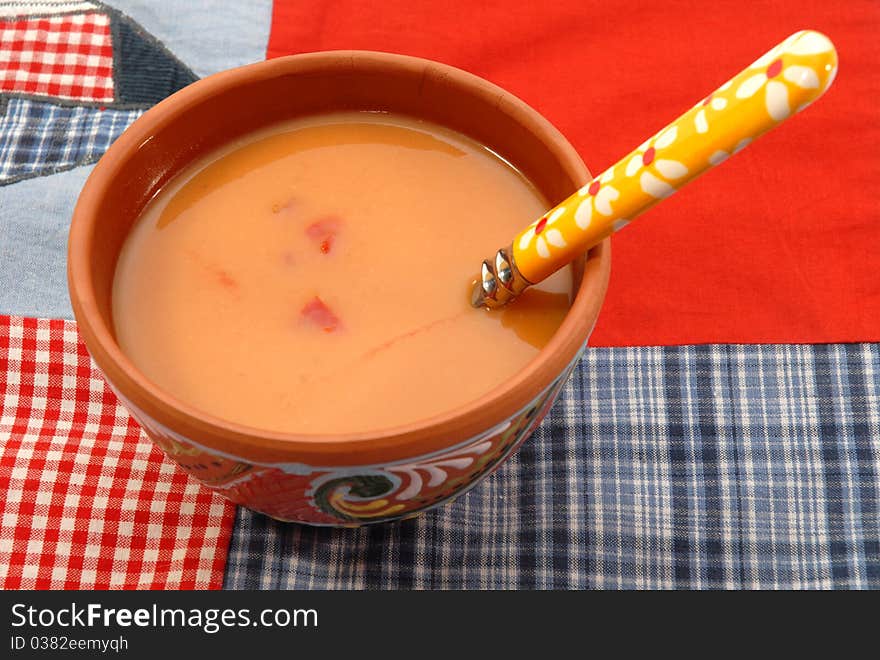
[517,206,567,259]
[736,30,835,120]
[625,126,689,199]
[575,168,620,230]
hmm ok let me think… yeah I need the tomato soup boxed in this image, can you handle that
[112,112,572,434]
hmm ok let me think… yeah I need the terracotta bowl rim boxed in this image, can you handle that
[68,49,611,466]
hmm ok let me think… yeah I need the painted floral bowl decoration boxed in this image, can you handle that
[68,51,611,526]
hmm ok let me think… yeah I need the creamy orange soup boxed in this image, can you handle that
[112,112,571,435]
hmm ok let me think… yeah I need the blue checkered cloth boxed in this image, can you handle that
[0,97,140,185]
[223,343,880,589]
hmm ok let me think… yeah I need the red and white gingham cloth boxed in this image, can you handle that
[0,315,236,589]
[0,12,114,103]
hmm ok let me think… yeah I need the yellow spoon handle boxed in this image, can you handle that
[473,29,838,308]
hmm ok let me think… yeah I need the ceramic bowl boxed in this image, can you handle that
[68,51,610,525]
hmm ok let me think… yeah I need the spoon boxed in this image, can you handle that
[471,29,838,309]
